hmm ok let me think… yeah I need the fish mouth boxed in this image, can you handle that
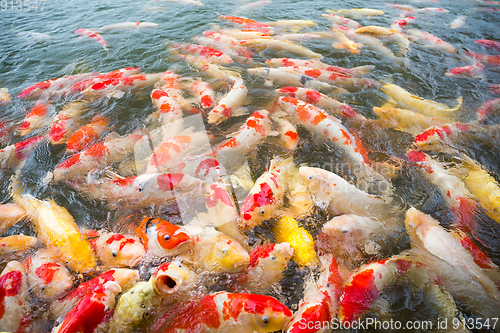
[128,255,143,268]
[154,273,181,295]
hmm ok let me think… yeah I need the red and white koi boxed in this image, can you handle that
[247,67,333,91]
[171,43,234,64]
[0,261,30,333]
[95,21,158,32]
[413,7,450,14]
[446,62,485,78]
[52,280,122,333]
[321,13,361,30]
[286,254,342,333]
[412,123,472,151]
[271,112,299,151]
[390,16,415,32]
[136,217,191,257]
[0,203,27,235]
[407,29,457,53]
[406,150,478,232]
[214,110,277,155]
[17,102,52,136]
[25,249,74,300]
[50,130,144,182]
[265,58,375,76]
[49,101,89,145]
[66,115,109,153]
[80,72,162,99]
[74,28,109,52]
[150,89,184,126]
[69,67,140,93]
[192,35,253,62]
[475,39,500,51]
[51,268,139,320]
[219,15,273,33]
[162,291,292,333]
[0,135,45,169]
[17,72,100,99]
[276,87,365,121]
[207,75,248,124]
[85,230,145,268]
[242,38,324,59]
[187,78,215,109]
[466,51,500,67]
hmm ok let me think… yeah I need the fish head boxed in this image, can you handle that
[323,214,372,245]
[205,235,250,273]
[27,251,74,299]
[239,182,277,230]
[108,268,140,290]
[153,261,197,296]
[405,208,439,246]
[118,280,157,324]
[249,243,294,272]
[143,218,191,256]
[97,232,146,268]
[297,166,333,201]
[0,235,37,254]
[224,293,293,332]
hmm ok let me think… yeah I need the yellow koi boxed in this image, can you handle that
[274,216,317,266]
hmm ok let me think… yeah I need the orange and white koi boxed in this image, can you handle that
[476,98,500,122]
[446,62,485,78]
[0,203,26,235]
[79,72,162,99]
[52,280,122,333]
[162,291,292,333]
[208,75,248,124]
[373,106,448,135]
[265,58,375,76]
[214,110,277,155]
[50,130,144,182]
[25,249,74,300]
[186,78,215,109]
[12,181,97,273]
[242,38,324,59]
[150,89,184,126]
[325,8,385,17]
[95,21,158,32]
[247,67,333,91]
[405,208,500,318]
[49,101,89,145]
[74,28,109,52]
[330,27,362,54]
[51,268,139,320]
[66,115,109,153]
[0,261,30,333]
[136,217,191,257]
[84,230,145,268]
[238,157,289,230]
[0,135,45,169]
[180,226,250,273]
[17,102,52,136]
[406,150,478,232]
[69,67,140,93]
[407,29,457,53]
[171,43,234,64]
[17,72,100,99]
[276,87,365,121]
[274,216,317,266]
[412,123,472,151]
[271,112,299,151]
[0,88,10,105]
[153,261,198,299]
[191,36,254,62]
[219,15,273,33]
[286,254,342,333]
[321,13,361,30]
[390,16,415,32]
[278,97,370,167]
[0,235,37,259]
[289,65,378,90]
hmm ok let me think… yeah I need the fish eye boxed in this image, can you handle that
[164,234,170,241]
[260,209,265,215]
[40,285,45,291]
[270,255,276,260]
[262,315,270,324]
[308,175,313,180]
[342,228,349,233]
[143,311,151,318]
[177,262,182,268]
[111,250,118,257]
[408,222,414,228]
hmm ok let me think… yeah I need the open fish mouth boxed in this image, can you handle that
[154,272,182,295]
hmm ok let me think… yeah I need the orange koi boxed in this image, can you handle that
[49,101,89,145]
[66,115,109,153]
[136,217,191,257]
[17,72,100,99]
[17,102,52,136]
[0,135,45,169]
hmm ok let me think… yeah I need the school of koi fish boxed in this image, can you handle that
[1,0,500,332]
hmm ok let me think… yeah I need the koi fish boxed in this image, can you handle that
[490,84,500,95]
[373,106,449,135]
[49,130,144,182]
[412,123,472,151]
[241,242,293,294]
[449,15,466,29]
[12,181,97,273]
[171,43,234,64]
[476,98,500,122]
[162,291,292,333]
[407,29,457,53]
[413,7,449,14]
[330,27,362,54]
[286,254,342,333]
[219,15,273,32]
[157,0,203,6]
[18,102,52,136]
[95,22,158,32]
[325,8,385,17]
[85,230,145,268]
[207,75,248,124]
[150,92,183,127]
[405,208,500,318]
[243,38,324,59]
[0,203,26,236]
[180,226,250,273]
[271,112,299,151]
[107,277,160,333]
[52,280,122,333]
[49,101,89,145]
[276,87,365,121]
[355,25,410,55]
[211,27,272,40]
[475,39,500,51]
[238,157,289,230]
[17,72,100,99]
[25,249,74,300]
[247,67,333,91]
[66,115,109,153]
[265,58,375,76]
[381,83,462,119]
[273,32,334,42]
[153,261,198,299]
[321,14,362,30]
[274,216,317,266]
[187,78,215,109]
[446,62,485,78]
[214,110,278,155]
[0,135,45,170]
[390,16,415,32]
[265,19,317,28]
[51,268,139,320]
[191,36,253,63]
[0,261,30,333]
[79,72,162,99]
[136,217,191,257]
[203,30,255,56]
[0,235,37,260]
[0,88,10,105]
[74,28,109,52]
[69,67,140,93]
[406,150,478,232]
